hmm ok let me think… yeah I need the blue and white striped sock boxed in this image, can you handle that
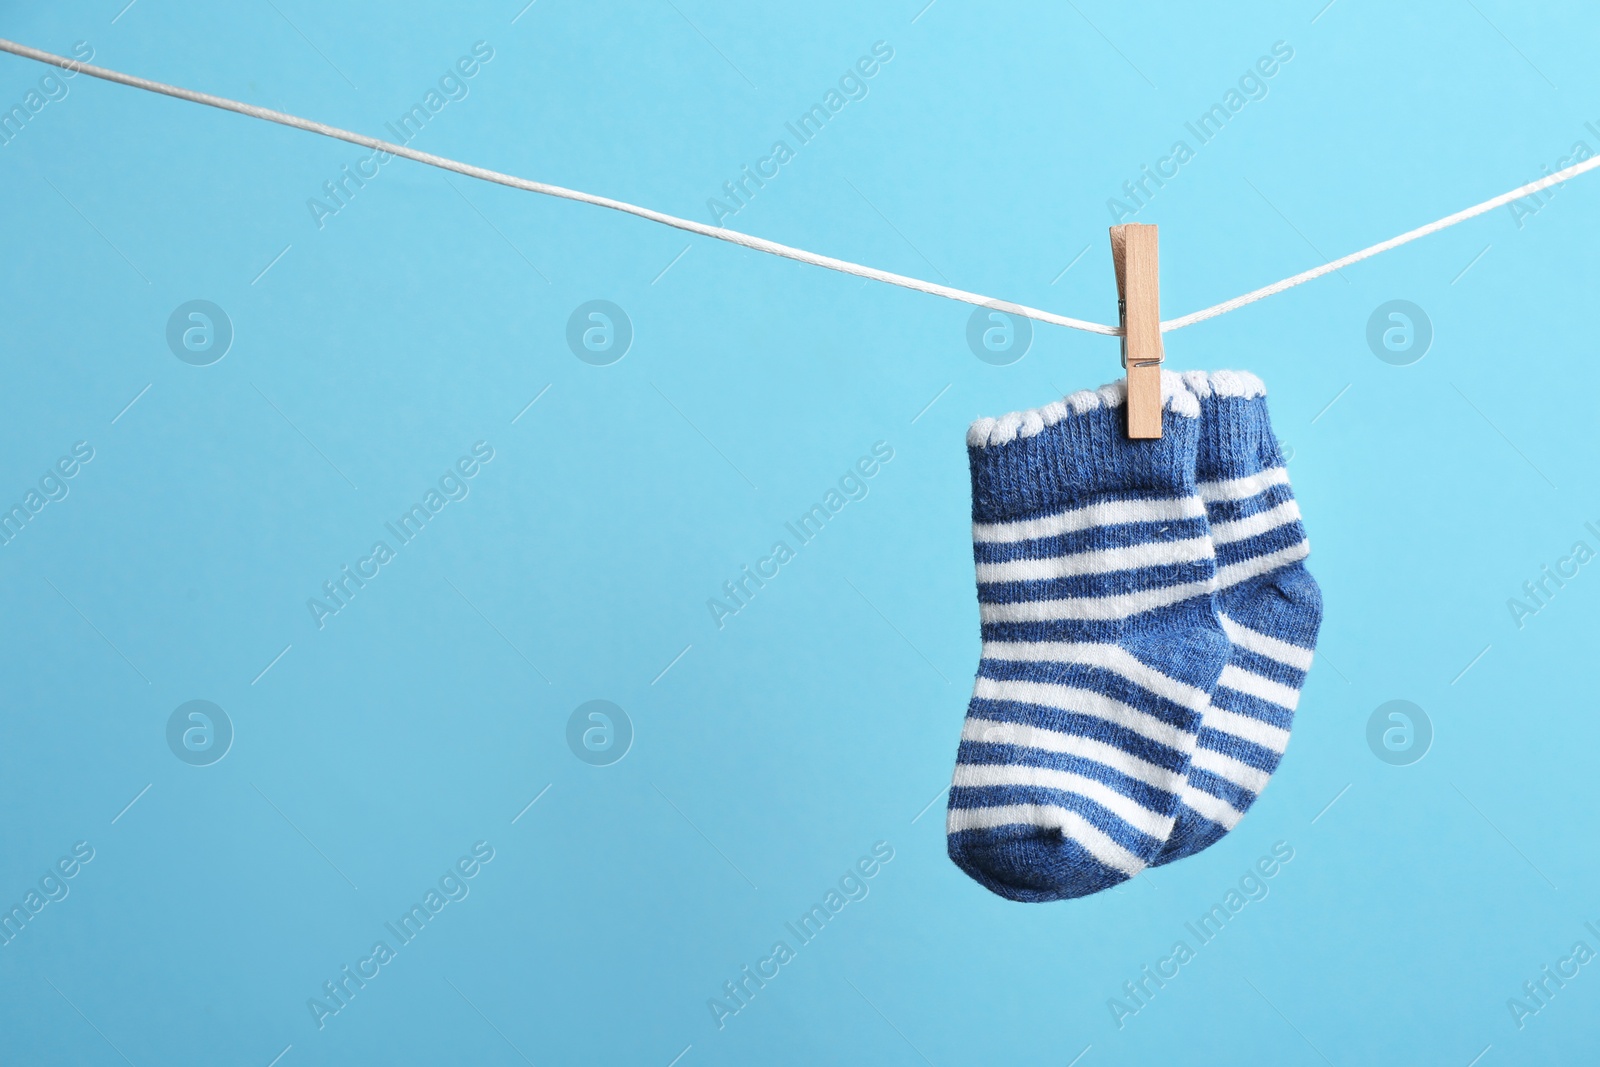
[947,372,1229,902]
[1153,370,1323,866]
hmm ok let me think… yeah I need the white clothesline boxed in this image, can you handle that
[4,36,1597,336]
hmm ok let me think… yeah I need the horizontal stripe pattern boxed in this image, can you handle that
[949,792,1165,867]
[952,763,1176,840]
[958,736,1180,810]
[1219,663,1301,710]
[1197,703,1291,755]
[973,495,1204,544]
[973,516,1210,569]
[970,676,1191,751]
[1189,746,1272,793]
[967,699,1192,776]
[981,641,1211,710]
[1178,779,1246,829]
[1196,467,1289,504]
[952,476,1226,897]
[961,718,1179,787]
[980,577,1216,622]
[1220,613,1314,671]
[1216,524,1305,575]
[1216,541,1310,590]
[1202,477,1294,523]
[976,536,1212,583]
[947,804,1145,876]
[1210,499,1302,545]
[979,659,1202,731]
[1207,684,1293,734]
[1161,439,1320,860]
[977,558,1217,606]
[1228,644,1310,693]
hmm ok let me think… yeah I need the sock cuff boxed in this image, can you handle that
[1179,370,1284,483]
[1179,369,1267,402]
[966,371,1201,523]
[967,370,1199,448]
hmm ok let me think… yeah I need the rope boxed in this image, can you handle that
[4,37,1597,337]
[1165,155,1600,329]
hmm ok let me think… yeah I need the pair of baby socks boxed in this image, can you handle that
[946,370,1321,902]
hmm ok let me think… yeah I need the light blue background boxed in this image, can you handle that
[2,1,1597,1064]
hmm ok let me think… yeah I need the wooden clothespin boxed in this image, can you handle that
[1109,223,1164,439]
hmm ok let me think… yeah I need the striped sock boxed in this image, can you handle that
[1153,371,1323,866]
[947,372,1229,902]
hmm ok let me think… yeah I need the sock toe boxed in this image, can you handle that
[1151,811,1228,867]
[949,827,1131,902]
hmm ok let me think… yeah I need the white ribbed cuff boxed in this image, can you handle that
[968,369,1201,449]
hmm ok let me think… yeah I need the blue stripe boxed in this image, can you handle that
[1229,646,1308,690]
[948,783,1164,855]
[978,658,1199,730]
[1208,685,1295,730]
[973,516,1210,564]
[957,740,1178,813]
[967,697,1190,772]
[978,558,1215,604]
[1179,768,1259,813]
[1215,521,1306,568]
[1194,730,1282,773]
[979,597,1221,646]
[1204,480,1295,525]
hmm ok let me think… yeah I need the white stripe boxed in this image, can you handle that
[973,496,1203,544]
[1210,499,1301,545]
[1197,467,1289,503]
[1176,782,1246,829]
[976,536,1212,583]
[1218,664,1302,711]
[1189,746,1272,794]
[980,577,1214,622]
[1219,614,1315,671]
[970,676,1194,753]
[1200,706,1291,754]
[982,641,1210,711]
[945,803,1145,877]
[1216,541,1309,589]
[962,718,1180,791]
[952,763,1175,840]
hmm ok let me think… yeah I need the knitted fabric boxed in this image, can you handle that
[947,372,1227,902]
[1153,370,1322,865]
